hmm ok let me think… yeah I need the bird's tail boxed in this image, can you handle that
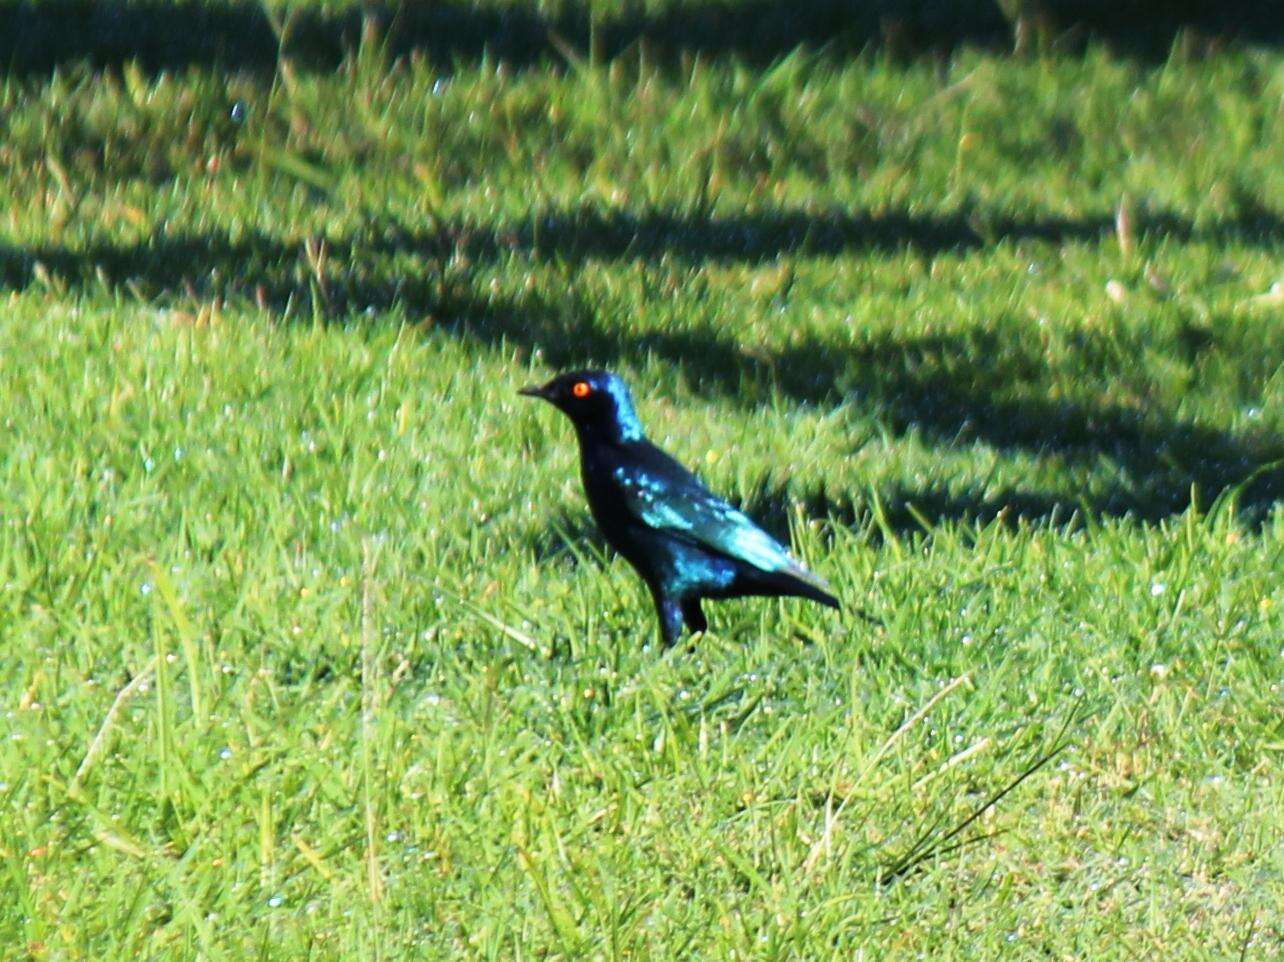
[757,566,841,610]
[792,577,842,610]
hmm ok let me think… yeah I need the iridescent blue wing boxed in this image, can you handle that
[612,460,828,587]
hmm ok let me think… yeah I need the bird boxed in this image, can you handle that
[519,369,840,647]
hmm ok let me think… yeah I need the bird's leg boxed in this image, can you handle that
[680,597,707,635]
[650,589,684,648]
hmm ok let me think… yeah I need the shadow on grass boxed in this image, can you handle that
[3,199,1281,286]
[2,206,1281,527]
[448,203,1284,264]
[427,275,1284,530]
[3,0,1282,78]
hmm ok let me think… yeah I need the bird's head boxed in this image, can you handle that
[519,369,645,443]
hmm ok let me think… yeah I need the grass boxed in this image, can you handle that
[1,4,1283,958]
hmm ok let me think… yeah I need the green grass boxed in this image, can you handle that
[1,6,1283,958]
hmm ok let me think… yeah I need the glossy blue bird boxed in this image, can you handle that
[520,370,840,647]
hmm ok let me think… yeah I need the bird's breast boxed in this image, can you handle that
[579,456,638,540]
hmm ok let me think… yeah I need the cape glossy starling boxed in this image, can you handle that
[520,370,840,647]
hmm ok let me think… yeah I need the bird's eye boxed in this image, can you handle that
[572,381,592,398]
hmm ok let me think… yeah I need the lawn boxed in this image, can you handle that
[1,2,1282,958]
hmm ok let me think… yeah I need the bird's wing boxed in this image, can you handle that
[613,464,822,581]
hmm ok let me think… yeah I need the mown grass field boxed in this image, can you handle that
[1,2,1282,958]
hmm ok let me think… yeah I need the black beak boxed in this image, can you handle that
[518,383,547,399]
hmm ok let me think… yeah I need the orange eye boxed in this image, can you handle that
[571,381,591,398]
